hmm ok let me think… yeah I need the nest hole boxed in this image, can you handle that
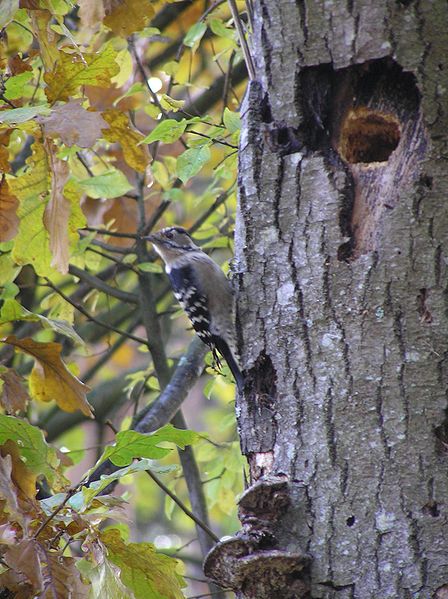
[338,107,401,164]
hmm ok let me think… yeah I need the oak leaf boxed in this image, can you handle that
[101,528,185,599]
[0,175,19,242]
[3,336,93,417]
[78,0,105,30]
[3,540,43,594]
[0,414,68,490]
[0,368,30,414]
[2,440,37,502]
[41,552,88,599]
[29,9,59,71]
[38,99,108,148]
[102,108,150,172]
[43,141,71,274]
[44,44,120,104]
[0,127,12,173]
[104,0,155,37]
[0,453,22,523]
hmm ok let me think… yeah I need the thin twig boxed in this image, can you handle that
[85,246,140,273]
[80,227,140,239]
[76,151,95,177]
[43,278,148,347]
[145,469,219,543]
[227,0,255,79]
[187,129,238,149]
[30,66,42,105]
[88,237,133,255]
[33,486,79,539]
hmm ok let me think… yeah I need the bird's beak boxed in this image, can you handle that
[144,234,159,244]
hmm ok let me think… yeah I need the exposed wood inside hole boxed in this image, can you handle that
[338,107,401,164]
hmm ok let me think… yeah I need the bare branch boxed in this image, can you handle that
[68,265,139,304]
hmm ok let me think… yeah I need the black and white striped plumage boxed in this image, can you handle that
[146,226,244,392]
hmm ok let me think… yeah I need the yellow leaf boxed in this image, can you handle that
[43,141,70,274]
[102,109,150,173]
[29,9,59,71]
[9,140,55,277]
[3,336,93,418]
[0,176,19,242]
[8,138,48,202]
[44,43,120,104]
[104,0,155,37]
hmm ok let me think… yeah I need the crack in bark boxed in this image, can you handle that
[376,357,392,458]
[273,156,285,241]
[324,385,337,467]
[288,240,317,389]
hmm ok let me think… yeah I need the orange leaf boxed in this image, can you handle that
[1,440,37,504]
[0,175,19,242]
[3,336,93,418]
[42,141,70,274]
[0,453,22,524]
[0,369,30,414]
[4,540,43,594]
[0,129,12,173]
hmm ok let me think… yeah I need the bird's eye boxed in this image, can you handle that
[165,230,173,239]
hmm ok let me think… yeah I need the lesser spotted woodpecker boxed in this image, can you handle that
[146,226,244,392]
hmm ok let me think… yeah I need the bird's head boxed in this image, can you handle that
[145,226,200,263]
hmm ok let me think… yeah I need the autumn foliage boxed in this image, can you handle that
[0,0,246,596]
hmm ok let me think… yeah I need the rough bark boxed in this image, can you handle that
[205,1,448,598]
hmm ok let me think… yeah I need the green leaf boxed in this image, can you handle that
[0,298,84,345]
[137,262,163,273]
[141,119,187,144]
[143,103,161,119]
[209,18,235,40]
[0,283,19,300]
[0,0,20,29]
[113,81,147,106]
[101,528,186,599]
[223,107,241,133]
[4,71,33,101]
[0,253,21,287]
[0,105,51,125]
[76,171,133,199]
[183,21,207,48]
[0,414,67,489]
[98,424,201,467]
[79,460,177,509]
[77,553,131,598]
[176,145,211,183]
[159,94,185,113]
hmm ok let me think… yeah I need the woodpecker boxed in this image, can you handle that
[146,226,245,392]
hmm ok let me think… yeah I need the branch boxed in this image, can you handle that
[43,278,148,347]
[146,467,219,543]
[68,265,139,304]
[135,336,208,433]
[179,59,247,118]
[227,0,255,79]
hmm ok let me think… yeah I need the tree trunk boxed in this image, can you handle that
[205,1,448,597]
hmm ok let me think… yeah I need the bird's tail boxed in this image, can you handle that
[213,338,245,393]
